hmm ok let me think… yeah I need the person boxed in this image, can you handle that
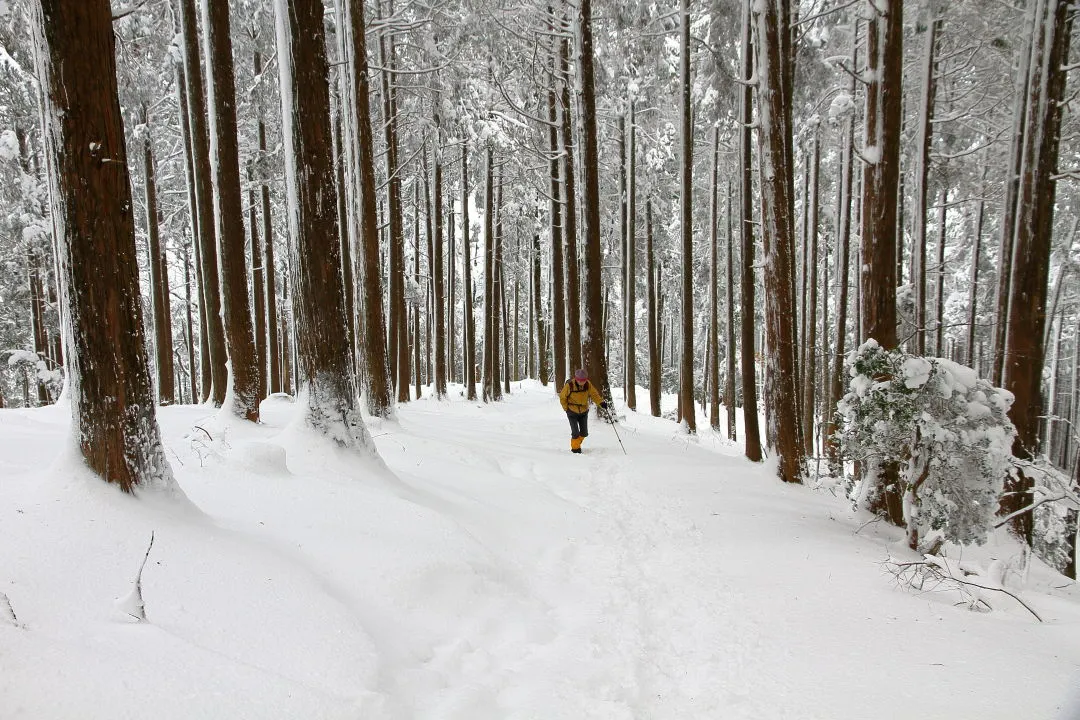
[559,368,608,454]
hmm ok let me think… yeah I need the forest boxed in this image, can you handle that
[1,0,1079,582]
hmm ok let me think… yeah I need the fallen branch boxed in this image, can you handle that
[886,558,1043,622]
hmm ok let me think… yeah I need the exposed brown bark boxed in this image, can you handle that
[432,128,447,399]
[343,0,393,416]
[249,184,267,401]
[578,0,611,408]
[739,0,762,462]
[725,180,737,440]
[274,0,377,449]
[1001,0,1073,543]
[547,18,568,390]
[559,11,582,375]
[626,101,638,411]
[966,161,988,366]
[861,0,904,523]
[709,127,721,430]
[414,180,424,398]
[461,141,476,400]
[257,118,281,396]
[139,107,175,406]
[202,0,259,421]
[33,0,174,491]
[177,0,227,407]
[912,5,941,356]
[802,129,819,453]
[678,0,696,432]
[753,0,803,482]
[183,238,197,404]
[532,232,550,385]
[647,198,661,417]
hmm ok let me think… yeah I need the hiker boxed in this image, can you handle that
[559,368,608,454]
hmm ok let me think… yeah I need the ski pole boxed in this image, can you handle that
[606,408,627,455]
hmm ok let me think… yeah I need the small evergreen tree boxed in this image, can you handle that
[838,340,1016,550]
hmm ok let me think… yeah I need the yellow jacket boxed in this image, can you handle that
[560,379,603,414]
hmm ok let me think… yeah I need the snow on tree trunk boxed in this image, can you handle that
[739,0,762,462]
[1001,0,1073,543]
[461,141,477,401]
[32,0,178,494]
[200,0,260,422]
[273,0,378,452]
[343,0,393,418]
[860,0,904,522]
[752,0,803,483]
[559,8,582,376]
[578,0,611,407]
[547,15,568,391]
[177,0,227,407]
[678,0,696,433]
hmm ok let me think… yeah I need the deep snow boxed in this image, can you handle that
[1,381,1079,719]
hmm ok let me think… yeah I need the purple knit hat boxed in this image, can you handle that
[574,368,587,381]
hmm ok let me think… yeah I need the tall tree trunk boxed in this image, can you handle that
[802,128,819,453]
[432,129,447,399]
[548,17,568,390]
[332,95,357,374]
[139,106,175,406]
[482,146,495,401]
[273,0,379,452]
[492,170,505,400]
[249,184,267,401]
[678,0,696,432]
[202,0,260,421]
[184,239,198,404]
[578,0,611,406]
[647,198,661,417]
[826,27,857,471]
[739,0,762,462]
[560,12,582,375]
[462,141,476,400]
[177,0,227,407]
[934,188,947,355]
[414,180,424,399]
[725,179,737,440]
[861,0,905,525]
[1001,0,1074,542]
[533,232,550,385]
[912,4,941,356]
[966,161,988,366]
[27,248,49,404]
[752,0,803,481]
[626,101,638,411]
[343,0,392,417]
[709,127,721,430]
[33,0,176,492]
[254,51,281,398]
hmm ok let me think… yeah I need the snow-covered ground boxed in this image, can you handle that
[2,380,1079,719]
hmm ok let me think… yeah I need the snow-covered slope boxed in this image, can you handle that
[1,381,1078,719]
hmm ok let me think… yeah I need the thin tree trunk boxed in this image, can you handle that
[139,107,175,405]
[934,188,947,355]
[678,0,696,432]
[183,239,197,405]
[249,184,267,401]
[912,4,942,356]
[966,161,988,366]
[414,180,423,398]
[802,128,819,453]
[739,0,762,462]
[647,198,661,417]
[709,126,721,430]
[177,0,227,407]
[626,101,638,411]
[725,179,737,440]
[254,51,281,398]
[548,16,568,389]
[344,0,392,416]
[462,141,476,400]
[533,232,550,384]
[433,129,447,398]
[560,11,582,374]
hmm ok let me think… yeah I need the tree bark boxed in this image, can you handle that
[1001,0,1073,542]
[548,17,567,390]
[249,184,267,401]
[560,12,582,375]
[739,0,762,462]
[861,0,904,524]
[177,0,227,407]
[802,128,819,453]
[578,0,611,407]
[273,0,379,451]
[33,0,176,492]
[462,141,476,400]
[202,0,260,421]
[912,5,941,356]
[752,0,803,482]
[709,127,721,430]
[626,101,638,411]
[678,0,696,432]
[343,0,392,417]
[647,198,661,417]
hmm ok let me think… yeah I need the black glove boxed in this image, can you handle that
[600,401,609,411]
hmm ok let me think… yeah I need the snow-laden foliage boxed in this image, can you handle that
[838,339,1017,547]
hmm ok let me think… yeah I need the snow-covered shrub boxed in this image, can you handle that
[837,340,1017,549]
